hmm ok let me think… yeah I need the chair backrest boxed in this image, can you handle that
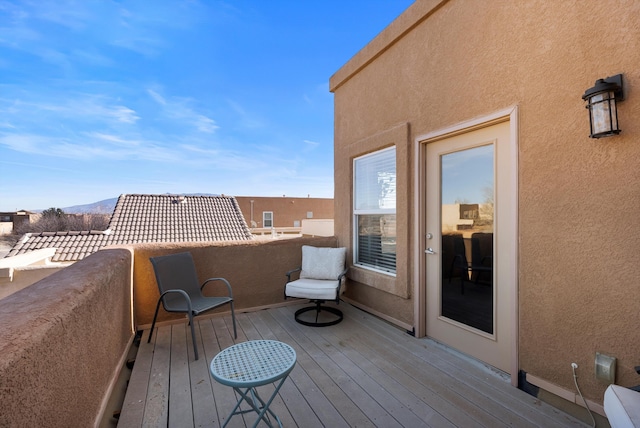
[300,246,346,281]
[471,233,493,266]
[149,252,202,306]
[453,236,468,264]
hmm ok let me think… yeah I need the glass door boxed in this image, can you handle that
[425,120,514,373]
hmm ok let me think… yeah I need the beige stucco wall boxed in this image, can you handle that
[331,0,640,405]
[0,249,133,427]
[132,236,338,327]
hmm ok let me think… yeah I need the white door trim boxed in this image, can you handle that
[413,106,519,385]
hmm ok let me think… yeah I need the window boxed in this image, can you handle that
[263,211,273,228]
[353,147,396,274]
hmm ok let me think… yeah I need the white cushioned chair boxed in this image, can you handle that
[284,245,348,326]
[604,384,640,427]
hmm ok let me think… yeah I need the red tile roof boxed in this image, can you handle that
[6,194,253,262]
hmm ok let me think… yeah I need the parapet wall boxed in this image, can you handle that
[0,248,134,427]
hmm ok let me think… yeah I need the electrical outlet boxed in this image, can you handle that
[595,352,616,383]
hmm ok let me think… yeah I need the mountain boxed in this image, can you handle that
[63,198,119,214]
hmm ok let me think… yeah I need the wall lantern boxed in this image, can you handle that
[582,74,624,139]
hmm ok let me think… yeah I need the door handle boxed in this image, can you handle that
[425,247,436,255]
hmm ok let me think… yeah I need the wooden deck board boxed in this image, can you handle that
[189,319,219,428]
[118,304,588,428]
[169,323,194,428]
[142,324,171,428]
[117,331,153,427]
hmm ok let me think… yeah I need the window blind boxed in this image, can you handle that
[354,147,396,274]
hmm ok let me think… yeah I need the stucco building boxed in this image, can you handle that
[331,0,640,416]
[234,196,333,229]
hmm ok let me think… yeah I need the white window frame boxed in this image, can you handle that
[353,146,397,275]
[263,211,273,228]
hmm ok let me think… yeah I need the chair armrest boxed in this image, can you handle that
[160,289,193,313]
[284,267,302,300]
[336,267,349,296]
[285,267,302,283]
[201,277,233,298]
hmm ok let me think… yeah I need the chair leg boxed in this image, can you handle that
[188,312,199,361]
[230,301,237,339]
[147,299,163,343]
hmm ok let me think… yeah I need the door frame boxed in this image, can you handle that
[413,106,519,385]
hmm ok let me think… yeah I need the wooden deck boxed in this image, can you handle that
[118,303,587,427]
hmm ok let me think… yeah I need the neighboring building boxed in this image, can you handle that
[6,194,253,262]
[331,0,639,416]
[234,196,333,229]
[0,211,35,235]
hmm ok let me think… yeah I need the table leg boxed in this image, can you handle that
[222,376,289,428]
[252,375,290,428]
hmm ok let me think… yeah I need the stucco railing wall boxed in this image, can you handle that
[132,236,338,327]
[0,249,134,428]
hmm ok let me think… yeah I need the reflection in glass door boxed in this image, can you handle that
[440,145,494,334]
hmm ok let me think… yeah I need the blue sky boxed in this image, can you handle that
[0,1,414,211]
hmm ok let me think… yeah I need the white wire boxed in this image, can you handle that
[572,365,597,428]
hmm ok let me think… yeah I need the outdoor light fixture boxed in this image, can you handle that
[582,74,624,139]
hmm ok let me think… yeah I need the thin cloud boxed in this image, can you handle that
[0,86,221,166]
[0,91,139,125]
[106,105,139,124]
[194,115,218,133]
[148,89,219,133]
[303,94,313,105]
[71,49,114,67]
[0,132,181,163]
[0,159,80,174]
[147,89,167,105]
[180,144,260,171]
[0,134,47,154]
[29,0,93,31]
[85,132,141,147]
[110,36,166,57]
[303,139,320,150]
[226,99,264,129]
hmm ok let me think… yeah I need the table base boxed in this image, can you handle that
[223,376,288,428]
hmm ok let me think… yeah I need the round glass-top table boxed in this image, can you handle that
[210,340,296,428]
